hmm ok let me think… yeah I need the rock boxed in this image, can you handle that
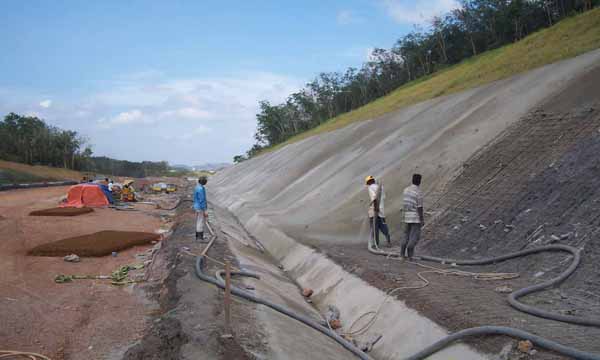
[560,232,572,240]
[518,340,533,354]
[497,343,514,360]
[495,285,513,293]
[302,288,314,298]
[329,319,342,329]
[63,254,80,262]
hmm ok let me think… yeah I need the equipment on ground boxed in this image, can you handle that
[166,183,178,193]
[121,184,136,202]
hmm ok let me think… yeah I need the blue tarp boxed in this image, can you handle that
[95,183,114,204]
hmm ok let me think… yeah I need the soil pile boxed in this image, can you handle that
[29,207,93,216]
[28,230,160,257]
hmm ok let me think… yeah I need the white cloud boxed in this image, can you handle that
[99,109,147,129]
[2,71,302,164]
[337,10,364,25]
[159,107,212,120]
[382,0,458,24]
[39,99,52,108]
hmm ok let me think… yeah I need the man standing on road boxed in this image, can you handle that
[365,175,391,249]
[401,174,424,259]
[194,176,208,242]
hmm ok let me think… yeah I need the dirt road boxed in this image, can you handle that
[0,186,162,360]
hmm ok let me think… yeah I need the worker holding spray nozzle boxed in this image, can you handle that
[193,176,209,242]
[365,175,391,249]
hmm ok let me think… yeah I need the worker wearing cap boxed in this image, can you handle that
[365,175,391,249]
[401,174,424,259]
[193,176,208,241]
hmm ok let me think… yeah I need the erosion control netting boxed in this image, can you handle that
[29,207,94,216]
[28,230,160,257]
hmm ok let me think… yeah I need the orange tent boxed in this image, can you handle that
[60,184,110,208]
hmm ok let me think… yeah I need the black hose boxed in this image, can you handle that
[160,198,193,211]
[404,326,600,360]
[194,256,373,360]
[369,244,600,327]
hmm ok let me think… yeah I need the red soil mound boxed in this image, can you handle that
[28,230,160,257]
[29,207,94,216]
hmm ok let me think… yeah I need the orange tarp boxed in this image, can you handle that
[60,184,109,208]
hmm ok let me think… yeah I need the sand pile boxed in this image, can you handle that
[28,230,160,257]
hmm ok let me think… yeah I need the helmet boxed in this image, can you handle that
[365,175,375,185]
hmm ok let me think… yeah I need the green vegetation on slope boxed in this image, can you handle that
[0,160,82,184]
[266,8,600,154]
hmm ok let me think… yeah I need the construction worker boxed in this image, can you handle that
[193,176,208,241]
[401,174,424,259]
[365,175,391,249]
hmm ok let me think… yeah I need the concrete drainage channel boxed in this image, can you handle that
[201,205,481,359]
[201,206,600,360]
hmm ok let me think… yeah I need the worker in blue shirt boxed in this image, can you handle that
[193,176,208,241]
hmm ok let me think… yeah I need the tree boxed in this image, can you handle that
[237,0,597,161]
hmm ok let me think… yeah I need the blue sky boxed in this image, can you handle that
[1,0,457,164]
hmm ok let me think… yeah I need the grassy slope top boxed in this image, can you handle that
[0,160,82,184]
[266,8,600,153]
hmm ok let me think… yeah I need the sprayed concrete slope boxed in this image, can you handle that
[211,49,600,359]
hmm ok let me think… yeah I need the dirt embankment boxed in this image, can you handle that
[123,206,264,360]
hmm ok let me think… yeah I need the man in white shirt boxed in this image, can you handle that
[365,175,391,249]
[401,174,424,259]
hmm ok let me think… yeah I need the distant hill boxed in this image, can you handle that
[192,163,231,172]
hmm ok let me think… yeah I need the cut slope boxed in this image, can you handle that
[267,8,600,153]
[0,160,82,183]
[212,50,600,360]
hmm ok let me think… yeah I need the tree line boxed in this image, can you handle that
[0,112,91,170]
[235,0,598,162]
[0,112,173,178]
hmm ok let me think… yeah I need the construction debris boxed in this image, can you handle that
[302,288,314,298]
[518,340,534,354]
[54,263,145,285]
[325,305,342,329]
[495,285,513,293]
[63,254,80,262]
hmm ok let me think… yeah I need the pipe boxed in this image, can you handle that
[404,326,600,360]
[194,256,373,360]
[369,244,600,327]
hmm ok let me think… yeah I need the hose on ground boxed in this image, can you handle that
[194,256,373,360]
[0,350,51,360]
[403,326,600,360]
[158,198,193,211]
[368,244,600,327]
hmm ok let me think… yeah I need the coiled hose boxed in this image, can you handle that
[194,256,373,360]
[369,244,600,359]
[369,244,600,327]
